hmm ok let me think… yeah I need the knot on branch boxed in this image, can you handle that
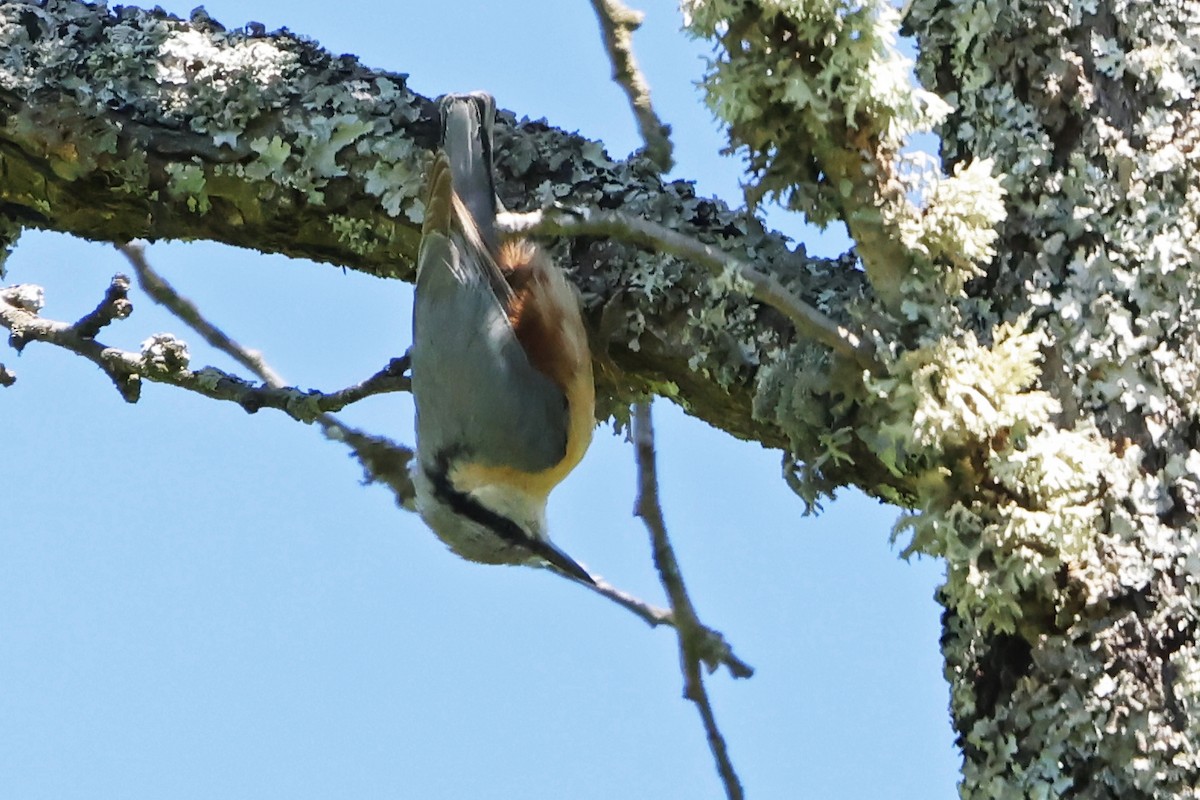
[140,333,191,372]
[74,274,133,339]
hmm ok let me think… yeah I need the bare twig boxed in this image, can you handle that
[119,241,275,387]
[73,274,133,339]
[7,248,750,679]
[500,206,876,368]
[112,244,418,504]
[499,17,861,372]
[118,241,410,399]
[322,356,412,407]
[581,575,754,678]
[2,282,143,401]
[0,272,419,506]
[322,422,416,508]
[118,247,755,671]
[632,400,745,800]
[589,0,674,173]
[0,280,407,420]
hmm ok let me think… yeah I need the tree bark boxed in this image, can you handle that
[904,0,1200,794]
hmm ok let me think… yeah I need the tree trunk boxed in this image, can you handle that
[905,0,1200,794]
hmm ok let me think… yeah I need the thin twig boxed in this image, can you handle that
[498,11,758,711]
[118,241,409,399]
[499,206,877,369]
[115,249,753,673]
[122,240,411,413]
[119,241,277,387]
[2,283,143,401]
[322,422,416,508]
[632,400,745,800]
[582,575,754,677]
[113,244,418,504]
[321,356,411,406]
[120,249,756,673]
[0,280,407,421]
[73,274,133,339]
[589,0,674,173]
[5,251,752,675]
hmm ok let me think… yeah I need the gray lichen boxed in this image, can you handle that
[679,0,1200,794]
[899,0,1200,793]
[0,1,428,266]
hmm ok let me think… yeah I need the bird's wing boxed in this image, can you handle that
[412,155,569,474]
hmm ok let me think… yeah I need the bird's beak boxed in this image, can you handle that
[529,538,595,585]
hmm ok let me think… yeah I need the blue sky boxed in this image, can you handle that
[2,1,959,797]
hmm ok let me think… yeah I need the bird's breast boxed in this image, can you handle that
[451,364,594,498]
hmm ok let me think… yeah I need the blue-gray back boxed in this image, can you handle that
[412,228,569,474]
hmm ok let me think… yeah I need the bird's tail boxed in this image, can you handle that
[439,92,498,254]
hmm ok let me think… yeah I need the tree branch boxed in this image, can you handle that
[553,12,753,681]
[73,274,134,339]
[0,0,905,500]
[588,0,673,172]
[0,280,406,419]
[584,0,873,377]
[581,574,754,679]
[2,280,142,401]
[119,242,286,386]
[683,3,939,310]
[116,241,412,401]
[501,206,875,368]
[111,244,419,504]
[633,400,745,800]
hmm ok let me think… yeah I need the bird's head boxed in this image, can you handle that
[411,456,594,584]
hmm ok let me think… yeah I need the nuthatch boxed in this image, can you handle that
[410,93,596,584]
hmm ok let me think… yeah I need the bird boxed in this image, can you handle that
[409,92,596,584]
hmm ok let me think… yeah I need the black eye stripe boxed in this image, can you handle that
[424,450,594,584]
[427,454,529,548]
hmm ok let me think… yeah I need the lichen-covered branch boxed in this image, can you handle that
[891,0,1200,795]
[0,279,406,419]
[681,0,991,313]
[0,0,903,501]
[501,206,874,368]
